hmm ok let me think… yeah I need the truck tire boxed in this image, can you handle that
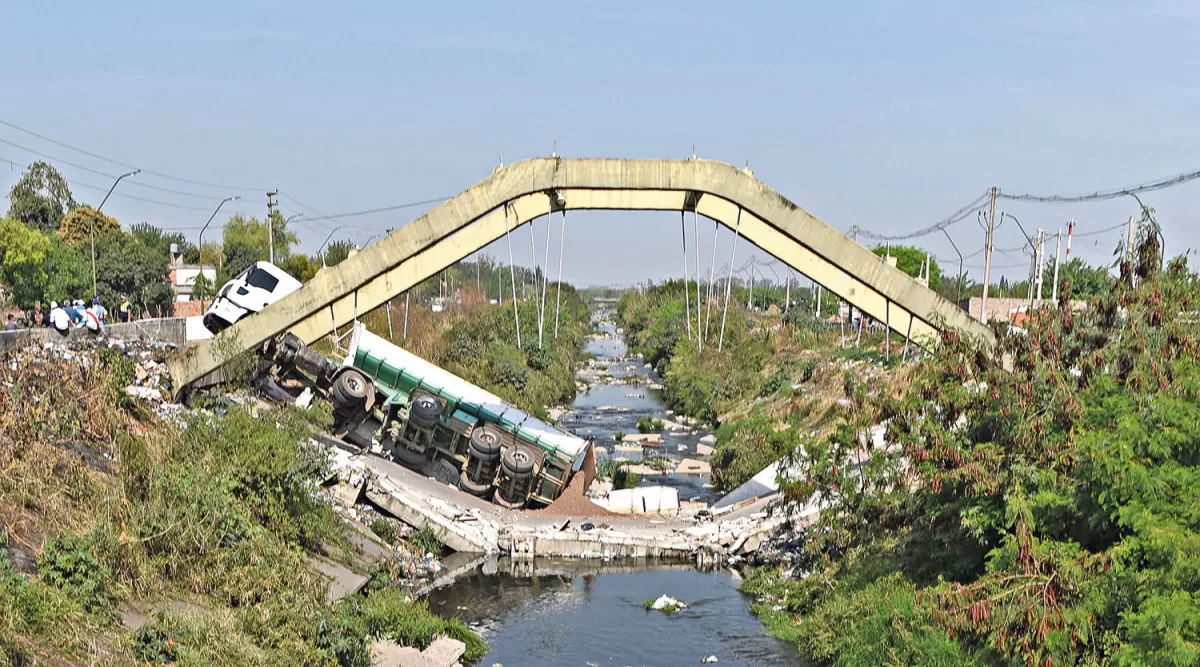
[501,445,536,478]
[409,395,442,428]
[493,492,528,511]
[468,426,503,460]
[332,369,370,408]
[458,470,493,498]
[393,444,428,469]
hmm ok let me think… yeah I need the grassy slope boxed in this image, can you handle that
[0,344,485,666]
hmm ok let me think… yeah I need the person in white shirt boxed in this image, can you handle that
[48,301,71,332]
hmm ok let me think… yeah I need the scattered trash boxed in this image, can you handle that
[701,655,719,663]
[645,595,687,612]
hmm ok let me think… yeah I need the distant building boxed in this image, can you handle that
[167,243,216,302]
[957,296,1088,323]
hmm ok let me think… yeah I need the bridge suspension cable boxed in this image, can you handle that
[681,211,692,341]
[718,208,742,352]
[504,204,521,350]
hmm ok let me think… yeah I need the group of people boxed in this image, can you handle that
[4,295,135,333]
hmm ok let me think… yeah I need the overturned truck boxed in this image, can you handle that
[268,323,591,510]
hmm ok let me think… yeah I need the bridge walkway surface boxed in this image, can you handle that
[168,157,994,393]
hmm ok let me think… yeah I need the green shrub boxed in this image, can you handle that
[760,368,790,396]
[358,588,488,663]
[409,526,442,556]
[612,466,640,490]
[369,519,398,546]
[636,416,663,433]
[36,532,114,615]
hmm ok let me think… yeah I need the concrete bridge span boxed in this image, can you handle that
[168,157,993,391]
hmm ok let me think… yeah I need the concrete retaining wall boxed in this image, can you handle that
[0,318,188,354]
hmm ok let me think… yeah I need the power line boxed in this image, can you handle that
[855,191,990,241]
[0,154,212,211]
[0,116,264,192]
[0,137,226,201]
[284,195,452,222]
[997,168,1200,203]
[1073,221,1127,238]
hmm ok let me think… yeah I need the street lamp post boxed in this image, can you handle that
[198,196,241,269]
[317,226,344,268]
[92,169,140,296]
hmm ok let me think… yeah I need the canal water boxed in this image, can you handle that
[425,315,808,666]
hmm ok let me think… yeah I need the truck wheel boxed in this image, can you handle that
[493,492,528,511]
[501,445,536,478]
[468,426,502,460]
[393,445,427,469]
[410,395,442,427]
[458,470,493,498]
[332,369,370,408]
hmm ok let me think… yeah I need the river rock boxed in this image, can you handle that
[699,434,717,446]
[696,443,714,457]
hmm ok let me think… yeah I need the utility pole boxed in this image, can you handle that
[1051,228,1063,301]
[980,187,998,323]
[1035,229,1046,302]
[266,190,279,264]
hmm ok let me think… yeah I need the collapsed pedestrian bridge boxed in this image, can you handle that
[168,157,993,392]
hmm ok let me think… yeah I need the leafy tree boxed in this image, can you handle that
[6,161,75,232]
[220,213,298,279]
[1050,257,1111,300]
[44,237,91,302]
[130,222,192,263]
[279,253,318,282]
[872,244,941,289]
[191,273,216,302]
[58,205,119,245]
[0,218,50,306]
[94,230,174,316]
[322,239,354,268]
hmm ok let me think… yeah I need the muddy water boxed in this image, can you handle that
[425,317,807,666]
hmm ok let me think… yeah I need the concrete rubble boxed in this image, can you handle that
[324,445,786,562]
[371,636,465,667]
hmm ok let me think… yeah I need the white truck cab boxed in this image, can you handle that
[202,261,302,334]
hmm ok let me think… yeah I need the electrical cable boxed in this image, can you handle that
[998,168,1200,203]
[0,153,212,211]
[0,116,265,192]
[854,191,990,241]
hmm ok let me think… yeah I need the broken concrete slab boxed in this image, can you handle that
[696,443,714,457]
[699,434,717,446]
[674,458,711,476]
[423,637,466,666]
[622,432,662,444]
[307,556,369,603]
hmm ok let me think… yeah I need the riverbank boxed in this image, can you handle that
[0,338,487,666]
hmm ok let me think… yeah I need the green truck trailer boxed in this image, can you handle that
[272,323,591,509]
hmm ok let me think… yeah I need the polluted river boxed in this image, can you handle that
[423,317,807,666]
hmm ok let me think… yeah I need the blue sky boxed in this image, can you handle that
[2,0,1198,287]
